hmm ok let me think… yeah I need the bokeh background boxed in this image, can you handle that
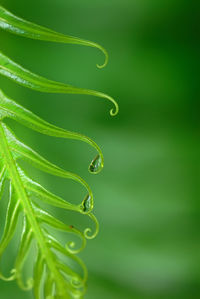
[0,0,199,298]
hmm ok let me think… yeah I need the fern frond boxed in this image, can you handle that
[0,121,97,298]
[0,5,117,299]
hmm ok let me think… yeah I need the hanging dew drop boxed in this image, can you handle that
[89,154,102,174]
[82,194,93,212]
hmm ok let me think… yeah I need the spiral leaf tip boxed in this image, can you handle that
[84,213,99,240]
[110,102,119,116]
[96,47,109,69]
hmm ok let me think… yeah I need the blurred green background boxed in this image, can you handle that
[0,0,199,298]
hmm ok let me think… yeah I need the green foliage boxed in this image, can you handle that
[0,6,118,299]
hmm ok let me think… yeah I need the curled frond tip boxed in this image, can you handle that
[0,269,16,281]
[107,95,119,116]
[96,46,109,69]
[84,213,99,240]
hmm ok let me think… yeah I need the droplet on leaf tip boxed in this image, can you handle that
[89,154,102,174]
[82,194,93,213]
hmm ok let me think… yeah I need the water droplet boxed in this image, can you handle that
[89,154,102,173]
[82,194,93,212]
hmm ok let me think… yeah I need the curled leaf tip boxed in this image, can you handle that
[95,92,119,116]
[96,47,109,69]
[65,241,76,254]
[84,213,99,240]
[65,241,83,255]
[109,97,119,116]
[18,276,34,291]
[0,268,16,281]
[65,229,86,254]
[87,90,119,117]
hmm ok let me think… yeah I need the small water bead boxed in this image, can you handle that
[82,194,93,213]
[89,155,102,174]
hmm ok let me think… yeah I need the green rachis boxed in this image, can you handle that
[0,5,118,299]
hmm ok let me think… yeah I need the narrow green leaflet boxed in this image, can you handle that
[0,4,117,299]
[0,51,118,116]
[0,5,108,68]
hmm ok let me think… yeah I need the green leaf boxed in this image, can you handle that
[0,52,118,116]
[0,5,108,68]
